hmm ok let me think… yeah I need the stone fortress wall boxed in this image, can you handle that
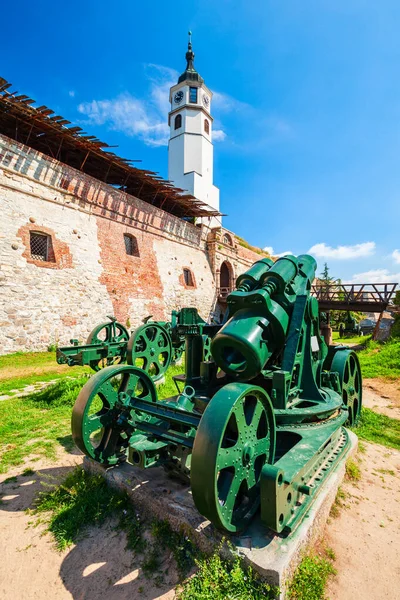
[0,133,267,353]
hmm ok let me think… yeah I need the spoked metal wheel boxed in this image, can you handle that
[330,349,362,425]
[191,383,276,533]
[127,323,172,381]
[71,365,156,464]
[86,320,130,372]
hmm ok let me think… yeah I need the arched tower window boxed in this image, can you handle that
[223,233,233,246]
[204,119,210,135]
[174,114,182,130]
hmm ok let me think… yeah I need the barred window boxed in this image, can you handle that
[124,233,139,257]
[30,232,54,262]
[183,268,194,287]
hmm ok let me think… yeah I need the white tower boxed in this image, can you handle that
[168,32,220,227]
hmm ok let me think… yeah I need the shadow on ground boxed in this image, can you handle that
[0,465,177,600]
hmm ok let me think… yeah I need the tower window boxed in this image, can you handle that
[174,114,182,130]
[189,87,198,103]
[183,268,194,287]
[124,233,139,257]
[204,119,210,134]
[30,232,54,262]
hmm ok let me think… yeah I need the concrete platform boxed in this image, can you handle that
[84,429,357,599]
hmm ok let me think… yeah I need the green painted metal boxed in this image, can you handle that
[126,322,173,381]
[339,312,361,338]
[57,317,129,371]
[71,254,360,535]
[57,308,208,379]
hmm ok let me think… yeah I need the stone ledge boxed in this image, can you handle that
[83,429,358,599]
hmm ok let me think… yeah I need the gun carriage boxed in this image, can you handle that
[56,309,210,381]
[71,254,361,534]
[338,313,361,338]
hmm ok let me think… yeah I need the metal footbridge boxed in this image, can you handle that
[311,283,397,313]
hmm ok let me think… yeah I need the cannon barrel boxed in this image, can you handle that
[211,254,317,379]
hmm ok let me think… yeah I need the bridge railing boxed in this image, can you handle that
[311,283,398,304]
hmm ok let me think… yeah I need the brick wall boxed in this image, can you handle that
[0,134,267,353]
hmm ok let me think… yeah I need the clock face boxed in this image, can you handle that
[174,91,184,104]
[202,94,210,109]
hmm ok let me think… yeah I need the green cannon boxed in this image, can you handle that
[71,254,361,534]
[338,312,361,338]
[56,309,209,381]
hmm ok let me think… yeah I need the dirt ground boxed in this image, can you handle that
[363,377,400,419]
[326,441,400,600]
[1,384,399,600]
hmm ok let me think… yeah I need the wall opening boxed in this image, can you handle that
[183,268,195,287]
[30,232,55,262]
[124,234,139,257]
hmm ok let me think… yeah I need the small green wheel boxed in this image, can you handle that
[87,320,130,372]
[191,383,276,533]
[71,365,156,464]
[202,335,212,361]
[329,349,362,425]
[127,323,173,381]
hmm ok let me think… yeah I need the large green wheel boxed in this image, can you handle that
[71,365,156,464]
[330,349,362,425]
[86,320,130,372]
[191,383,276,533]
[126,323,173,381]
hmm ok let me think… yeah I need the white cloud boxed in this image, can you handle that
[212,91,251,113]
[77,64,178,147]
[347,269,400,284]
[69,90,75,98]
[263,246,293,257]
[78,93,170,147]
[308,242,376,260]
[213,129,227,142]
[392,249,400,264]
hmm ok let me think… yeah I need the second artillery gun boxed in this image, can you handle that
[56,309,211,381]
[71,254,361,534]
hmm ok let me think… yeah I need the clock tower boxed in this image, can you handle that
[168,32,221,226]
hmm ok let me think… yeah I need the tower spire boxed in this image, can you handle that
[178,31,204,84]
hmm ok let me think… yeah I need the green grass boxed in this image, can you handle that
[0,350,91,395]
[33,467,142,551]
[345,459,361,482]
[34,468,277,598]
[332,332,372,346]
[352,408,400,451]
[177,545,277,599]
[287,553,336,600]
[357,339,400,379]
[0,377,87,473]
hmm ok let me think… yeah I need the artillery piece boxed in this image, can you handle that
[339,312,361,338]
[57,309,210,381]
[71,254,362,534]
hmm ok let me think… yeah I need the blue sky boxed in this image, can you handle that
[2,1,400,284]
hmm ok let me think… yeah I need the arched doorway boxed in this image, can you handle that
[219,261,233,300]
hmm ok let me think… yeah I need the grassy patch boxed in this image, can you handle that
[33,467,143,551]
[149,520,197,577]
[0,377,87,473]
[332,332,371,346]
[330,487,349,518]
[352,408,400,451]
[177,545,277,599]
[288,553,336,600]
[0,350,91,395]
[357,339,400,379]
[345,459,361,482]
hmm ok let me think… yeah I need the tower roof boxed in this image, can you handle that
[178,31,204,84]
